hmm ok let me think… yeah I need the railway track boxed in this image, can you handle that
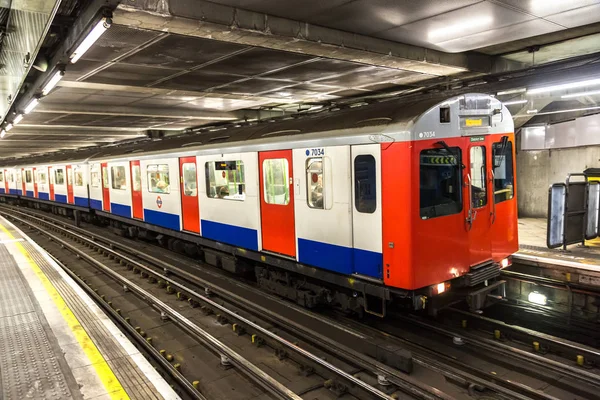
[2,203,599,399]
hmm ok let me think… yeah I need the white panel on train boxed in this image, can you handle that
[88,162,103,210]
[293,145,353,274]
[36,165,50,200]
[351,144,383,279]
[107,161,132,218]
[52,164,68,203]
[8,168,17,194]
[72,164,89,207]
[140,157,182,231]
[197,152,261,251]
[23,167,34,197]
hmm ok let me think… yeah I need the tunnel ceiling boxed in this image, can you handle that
[3,0,600,161]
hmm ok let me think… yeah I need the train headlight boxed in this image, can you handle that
[432,281,450,295]
[437,282,445,295]
[528,291,547,305]
[500,257,511,268]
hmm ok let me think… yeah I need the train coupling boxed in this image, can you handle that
[466,280,506,311]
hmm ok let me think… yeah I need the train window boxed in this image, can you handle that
[102,166,109,188]
[354,155,377,214]
[91,164,100,188]
[111,166,127,190]
[16,171,21,183]
[493,140,514,203]
[306,158,324,209]
[25,170,32,183]
[74,167,84,187]
[263,158,289,205]
[440,106,451,123]
[420,147,462,219]
[55,169,64,185]
[38,171,47,184]
[147,164,170,194]
[205,161,245,201]
[470,146,487,208]
[132,165,141,192]
[182,163,197,197]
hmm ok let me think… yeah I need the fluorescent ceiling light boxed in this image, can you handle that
[42,70,65,95]
[428,16,494,41]
[13,114,23,125]
[561,89,600,99]
[0,130,5,139]
[497,88,526,96]
[24,98,39,114]
[5,123,13,131]
[503,99,527,106]
[513,104,600,118]
[527,77,600,95]
[526,109,538,114]
[70,17,112,63]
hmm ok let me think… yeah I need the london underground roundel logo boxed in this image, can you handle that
[156,196,163,208]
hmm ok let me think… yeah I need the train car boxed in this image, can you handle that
[1,93,518,314]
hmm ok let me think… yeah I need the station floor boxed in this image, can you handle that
[517,217,600,269]
[0,215,180,400]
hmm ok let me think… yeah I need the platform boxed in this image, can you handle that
[0,215,180,400]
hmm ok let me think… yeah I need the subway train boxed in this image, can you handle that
[0,93,517,315]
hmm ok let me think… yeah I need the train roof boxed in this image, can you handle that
[2,93,513,166]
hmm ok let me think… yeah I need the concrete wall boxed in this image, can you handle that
[517,145,600,217]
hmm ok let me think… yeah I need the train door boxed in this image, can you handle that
[33,167,38,197]
[101,162,110,211]
[3,169,8,193]
[179,156,200,233]
[66,165,74,203]
[351,144,382,278]
[130,160,143,219]
[465,139,492,266]
[49,166,55,200]
[21,168,26,195]
[259,150,295,257]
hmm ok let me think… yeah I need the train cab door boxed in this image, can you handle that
[351,144,383,279]
[33,167,38,197]
[179,157,200,233]
[21,168,26,195]
[465,139,492,266]
[259,150,295,257]
[66,165,74,203]
[101,162,110,211]
[130,160,143,219]
[49,166,55,200]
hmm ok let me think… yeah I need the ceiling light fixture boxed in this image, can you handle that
[527,109,538,114]
[503,99,528,106]
[428,16,494,41]
[513,104,600,118]
[497,88,527,96]
[42,69,65,95]
[24,97,39,114]
[0,130,5,139]
[561,89,600,99]
[5,123,13,132]
[13,114,23,125]
[527,77,600,95]
[70,16,112,63]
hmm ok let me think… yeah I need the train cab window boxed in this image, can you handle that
[182,163,197,197]
[132,165,141,192]
[111,166,126,190]
[38,171,47,184]
[147,164,170,194]
[306,158,324,209]
[493,140,514,203]
[420,148,462,219]
[102,166,109,188]
[25,170,32,183]
[354,155,377,213]
[91,165,100,187]
[263,158,289,205]
[205,161,245,201]
[470,146,487,208]
[54,169,64,185]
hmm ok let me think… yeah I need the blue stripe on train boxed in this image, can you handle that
[38,192,49,200]
[298,238,353,275]
[16,189,22,195]
[200,220,258,251]
[9,189,17,195]
[111,203,131,218]
[26,190,34,197]
[74,196,89,207]
[55,194,67,203]
[144,209,180,231]
[90,199,102,210]
[0,188,5,194]
[353,248,383,279]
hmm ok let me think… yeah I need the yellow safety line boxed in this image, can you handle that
[0,223,130,400]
